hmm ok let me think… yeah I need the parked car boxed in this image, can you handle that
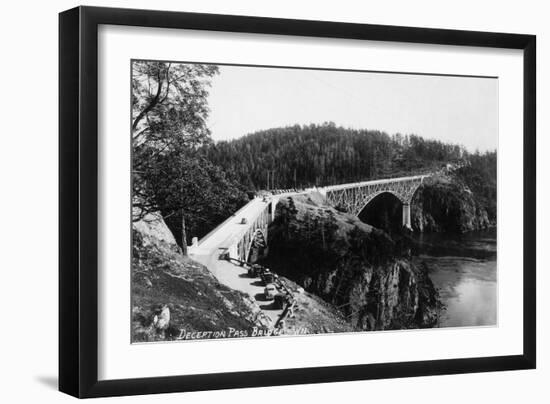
[247,264,263,278]
[261,271,275,285]
[264,284,277,300]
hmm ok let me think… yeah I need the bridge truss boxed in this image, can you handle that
[322,175,426,228]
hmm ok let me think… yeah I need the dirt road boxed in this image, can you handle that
[192,252,283,325]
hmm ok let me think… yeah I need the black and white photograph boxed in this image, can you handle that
[1,0,544,400]
[131,60,498,343]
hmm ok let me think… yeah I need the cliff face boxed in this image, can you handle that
[262,195,441,331]
[317,257,439,330]
[132,213,271,342]
[411,176,493,233]
[272,274,356,335]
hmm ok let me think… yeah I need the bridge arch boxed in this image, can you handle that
[323,175,426,230]
[246,228,268,263]
[357,189,409,207]
[358,191,408,232]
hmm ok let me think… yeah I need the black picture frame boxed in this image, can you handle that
[59,6,536,398]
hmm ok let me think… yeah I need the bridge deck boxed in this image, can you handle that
[191,197,269,255]
[194,174,428,254]
[320,174,427,192]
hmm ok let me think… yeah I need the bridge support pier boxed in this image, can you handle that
[402,203,412,230]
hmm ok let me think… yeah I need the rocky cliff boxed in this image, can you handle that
[411,175,493,233]
[262,195,441,331]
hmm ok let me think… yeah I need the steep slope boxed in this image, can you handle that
[274,275,355,335]
[261,195,441,331]
[132,213,271,342]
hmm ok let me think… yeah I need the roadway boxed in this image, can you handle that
[192,252,284,325]
[191,197,268,255]
[189,197,284,326]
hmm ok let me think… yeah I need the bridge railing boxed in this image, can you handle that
[257,167,443,195]
[234,207,271,262]
[320,174,428,193]
[258,171,440,197]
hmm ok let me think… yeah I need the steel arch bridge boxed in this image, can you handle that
[319,175,427,229]
[190,173,433,261]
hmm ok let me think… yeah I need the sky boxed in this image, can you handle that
[206,64,498,152]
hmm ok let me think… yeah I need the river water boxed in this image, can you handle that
[412,229,497,328]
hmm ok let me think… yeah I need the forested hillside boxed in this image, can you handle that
[205,123,467,190]
[455,151,497,221]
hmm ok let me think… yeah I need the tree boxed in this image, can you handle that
[131,61,247,253]
[132,61,218,148]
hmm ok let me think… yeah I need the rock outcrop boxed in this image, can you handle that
[411,175,493,233]
[262,195,441,331]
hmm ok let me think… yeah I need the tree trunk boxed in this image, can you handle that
[181,209,188,256]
